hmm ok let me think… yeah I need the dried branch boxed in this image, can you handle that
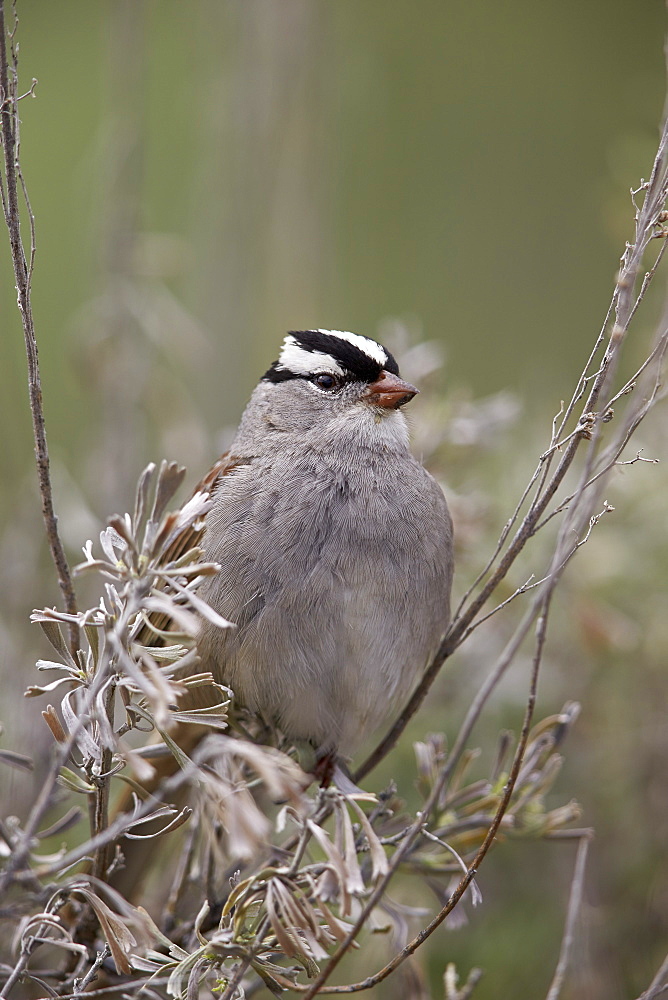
[299,593,553,998]
[356,113,668,783]
[545,831,593,1000]
[0,1,77,636]
[637,953,668,1000]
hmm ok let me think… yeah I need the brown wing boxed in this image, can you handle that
[163,451,241,563]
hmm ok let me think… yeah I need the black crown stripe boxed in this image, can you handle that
[262,330,400,384]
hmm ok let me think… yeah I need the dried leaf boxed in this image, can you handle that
[348,797,389,880]
[84,622,101,666]
[33,617,77,667]
[99,526,126,564]
[157,727,198,773]
[0,748,34,772]
[133,462,157,530]
[266,881,302,960]
[221,873,264,918]
[216,780,270,861]
[167,946,206,999]
[251,959,290,997]
[57,766,95,794]
[151,460,186,524]
[200,735,307,806]
[37,807,82,839]
[151,511,180,560]
[94,677,117,750]
[142,595,200,635]
[108,514,137,553]
[170,702,229,729]
[132,643,191,663]
[186,955,210,1000]
[307,821,350,914]
[314,895,356,945]
[61,690,101,762]
[275,880,329,962]
[42,705,67,743]
[338,800,365,896]
[124,805,192,840]
[164,576,235,629]
[71,887,136,974]
[25,675,76,698]
[135,906,189,960]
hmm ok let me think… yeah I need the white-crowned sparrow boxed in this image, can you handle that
[196,329,454,771]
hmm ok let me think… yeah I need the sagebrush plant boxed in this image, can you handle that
[2,4,668,999]
[0,459,582,1000]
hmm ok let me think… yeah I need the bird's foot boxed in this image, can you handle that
[313,749,337,787]
[312,753,365,795]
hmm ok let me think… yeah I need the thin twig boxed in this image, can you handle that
[71,945,110,996]
[90,681,117,884]
[456,573,537,639]
[356,426,589,782]
[54,979,171,1000]
[218,917,269,1000]
[313,456,608,995]
[636,953,668,1000]
[0,948,30,1000]
[0,661,114,896]
[300,581,554,998]
[451,294,613,627]
[0,1,78,644]
[544,831,593,1000]
[330,319,664,992]
[356,113,668,783]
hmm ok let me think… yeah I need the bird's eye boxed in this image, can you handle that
[313,373,339,390]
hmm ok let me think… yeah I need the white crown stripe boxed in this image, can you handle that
[316,329,388,367]
[277,338,345,377]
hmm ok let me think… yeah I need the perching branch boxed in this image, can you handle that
[356,111,668,783]
[303,451,604,998]
[299,606,548,997]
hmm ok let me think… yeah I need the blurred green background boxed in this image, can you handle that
[1,2,667,998]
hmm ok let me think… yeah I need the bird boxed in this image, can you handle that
[108,329,453,897]
[194,329,454,780]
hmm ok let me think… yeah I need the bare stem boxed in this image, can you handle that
[636,952,668,1000]
[544,831,593,1000]
[356,114,668,783]
[300,587,553,998]
[0,1,78,641]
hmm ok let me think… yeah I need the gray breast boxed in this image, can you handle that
[197,449,453,754]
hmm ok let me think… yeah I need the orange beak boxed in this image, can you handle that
[363,370,419,409]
